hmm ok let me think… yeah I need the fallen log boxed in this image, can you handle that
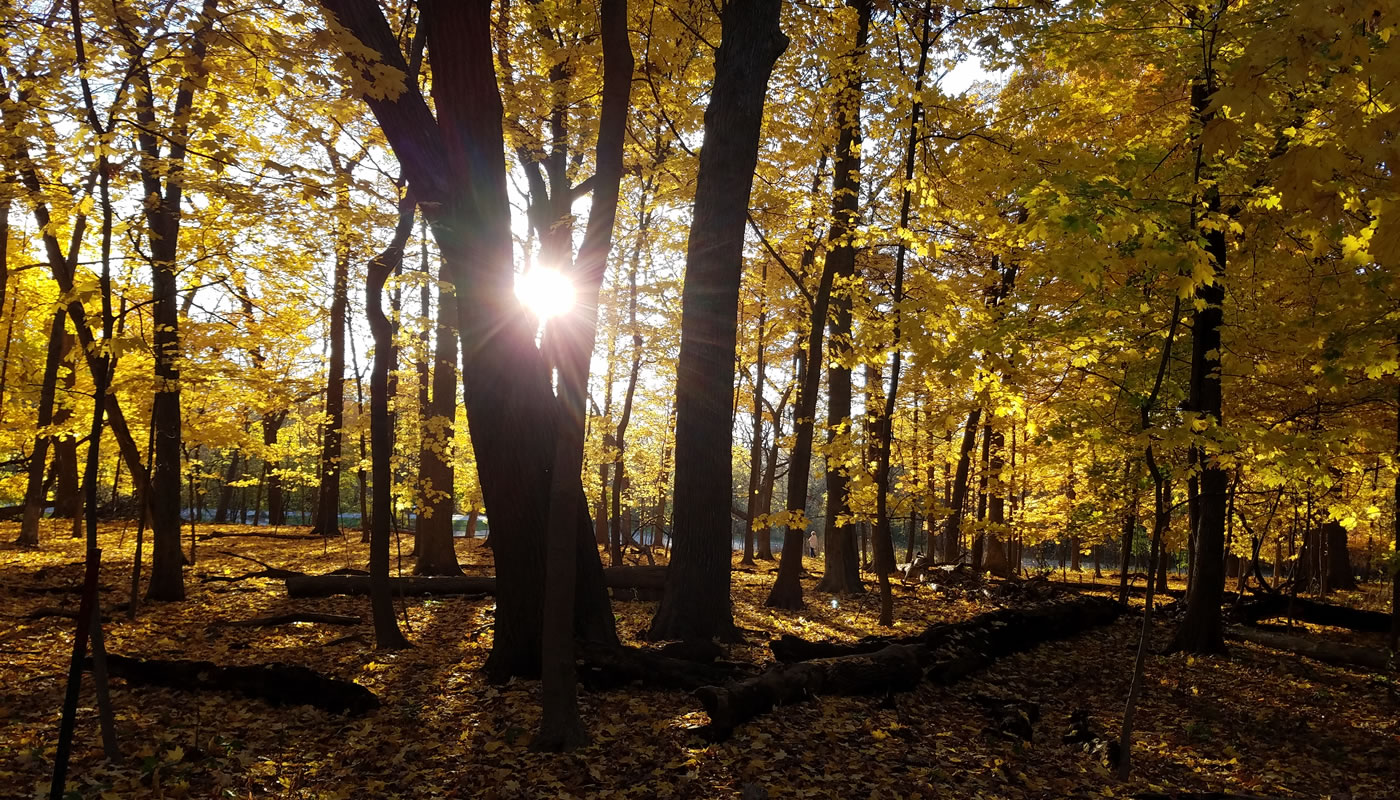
[285,566,667,599]
[286,575,495,597]
[703,597,1124,740]
[1225,625,1393,671]
[98,654,379,714]
[771,595,1124,663]
[695,644,922,738]
[220,613,363,628]
[576,642,751,691]
[197,530,323,542]
[1233,595,1391,633]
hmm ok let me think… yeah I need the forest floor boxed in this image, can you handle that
[2,520,1398,799]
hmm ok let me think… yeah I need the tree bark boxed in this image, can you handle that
[414,285,462,576]
[311,157,353,537]
[17,310,66,546]
[742,262,768,566]
[365,195,415,650]
[814,0,871,598]
[941,409,982,563]
[648,0,788,640]
[320,0,618,678]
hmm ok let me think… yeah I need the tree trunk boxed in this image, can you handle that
[414,283,462,575]
[311,160,352,537]
[213,449,240,524]
[742,262,768,567]
[610,234,645,568]
[648,0,788,640]
[941,408,982,563]
[971,423,992,572]
[50,332,81,522]
[17,310,67,546]
[365,195,414,650]
[320,0,618,679]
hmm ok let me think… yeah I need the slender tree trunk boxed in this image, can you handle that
[942,408,982,563]
[50,332,81,521]
[213,449,240,524]
[971,423,992,572]
[17,310,66,546]
[312,159,353,537]
[1391,375,1399,651]
[742,263,768,566]
[366,195,414,650]
[649,0,788,639]
[415,286,462,575]
[262,412,287,526]
[610,234,645,567]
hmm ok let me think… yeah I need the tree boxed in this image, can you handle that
[648,0,789,641]
[310,150,355,538]
[316,0,617,680]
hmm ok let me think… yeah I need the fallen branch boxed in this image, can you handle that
[98,654,379,714]
[202,550,306,583]
[1225,625,1393,671]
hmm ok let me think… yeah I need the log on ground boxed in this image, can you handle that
[1225,625,1393,671]
[98,654,380,714]
[1232,595,1391,633]
[576,641,751,691]
[285,566,667,599]
[771,595,1124,663]
[221,612,363,627]
[197,530,323,541]
[695,644,922,739]
[709,596,1125,741]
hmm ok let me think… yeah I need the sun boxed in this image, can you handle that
[514,267,575,320]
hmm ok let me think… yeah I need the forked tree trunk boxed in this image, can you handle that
[320,0,618,680]
[648,0,788,640]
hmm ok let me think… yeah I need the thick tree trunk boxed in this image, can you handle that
[815,0,871,598]
[1170,70,1229,655]
[320,0,618,679]
[649,0,788,640]
[414,287,462,576]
